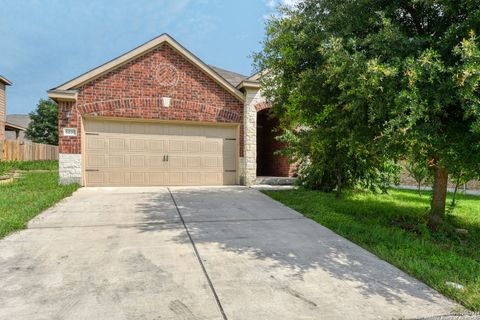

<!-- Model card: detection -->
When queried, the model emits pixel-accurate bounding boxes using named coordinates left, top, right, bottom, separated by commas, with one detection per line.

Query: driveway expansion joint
left=168, top=187, right=229, bottom=320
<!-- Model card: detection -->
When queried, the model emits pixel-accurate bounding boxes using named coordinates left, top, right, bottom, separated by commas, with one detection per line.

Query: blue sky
left=0, top=0, right=288, bottom=115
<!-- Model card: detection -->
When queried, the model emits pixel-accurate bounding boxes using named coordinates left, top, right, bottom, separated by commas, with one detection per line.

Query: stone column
left=243, top=87, right=264, bottom=186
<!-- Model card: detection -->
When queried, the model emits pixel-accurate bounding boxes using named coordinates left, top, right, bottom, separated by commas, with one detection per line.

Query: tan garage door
left=83, top=119, right=238, bottom=186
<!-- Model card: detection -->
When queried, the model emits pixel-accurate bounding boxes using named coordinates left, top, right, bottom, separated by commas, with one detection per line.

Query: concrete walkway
left=0, top=187, right=462, bottom=320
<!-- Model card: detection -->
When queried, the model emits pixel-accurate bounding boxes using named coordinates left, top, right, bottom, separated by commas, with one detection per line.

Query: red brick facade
left=255, top=101, right=271, bottom=112
left=58, top=44, right=244, bottom=155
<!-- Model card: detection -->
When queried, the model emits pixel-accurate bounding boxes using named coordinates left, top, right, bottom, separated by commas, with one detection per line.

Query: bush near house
left=264, top=188, right=480, bottom=311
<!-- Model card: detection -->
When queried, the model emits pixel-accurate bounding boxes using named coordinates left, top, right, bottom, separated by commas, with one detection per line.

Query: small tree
left=26, top=99, right=58, bottom=145
left=405, top=158, right=431, bottom=196
left=449, top=152, right=480, bottom=207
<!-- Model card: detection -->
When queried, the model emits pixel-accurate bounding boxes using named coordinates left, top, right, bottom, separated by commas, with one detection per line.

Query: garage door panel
left=168, top=140, right=185, bottom=153
left=149, top=140, right=165, bottom=152
left=129, top=172, right=146, bottom=185
left=84, top=121, right=105, bottom=133
left=186, top=172, right=202, bottom=184
left=84, top=119, right=237, bottom=186
left=146, top=124, right=166, bottom=135
left=186, top=140, right=202, bottom=153
left=204, top=157, right=220, bottom=169
left=205, top=172, right=221, bottom=185
left=205, top=141, right=221, bottom=153
left=149, top=172, right=166, bottom=185
left=109, top=138, right=126, bottom=153
left=186, top=157, right=202, bottom=169
left=86, top=136, right=106, bottom=151
left=107, top=172, right=126, bottom=185
left=86, top=154, right=106, bottom=167
left=183, top=125, right=204, bottom=136
left=166, top=172, right=183, bottom=185
left=149, top=155, right=165, bottom=168
left=128, top=139, right=147, bottom=152
left=108, top=155, right=125, bottom=168
left=125, top=122, right=146, bottom=134
left=86, top=171, right=105, bottom=185
left=107, top=121, right=125, bottom=134
left=166, top=155, right=184, bottom=169
left=129, top=155, right=146, bottom=168
left=164, top=125, right=183, bottom=135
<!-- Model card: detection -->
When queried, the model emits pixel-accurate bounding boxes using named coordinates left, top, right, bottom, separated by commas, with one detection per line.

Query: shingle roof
left=209, top=65, right=248, bottom=87
left=6, top=114, right=31, bottom=129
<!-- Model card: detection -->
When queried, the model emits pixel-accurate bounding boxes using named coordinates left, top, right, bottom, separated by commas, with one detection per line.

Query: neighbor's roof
left=5, top=122, right=26, bottom=132
left=0, top=75, right=12, bottom=85
left=6, top=114, right=31, bottom=130
left=49, top=33, right=246, bottom=102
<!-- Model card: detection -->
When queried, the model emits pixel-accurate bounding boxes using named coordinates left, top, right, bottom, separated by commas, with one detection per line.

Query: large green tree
left=255, top=0, right=480, bottom=229
left=26, top=99, right=58, bottom=145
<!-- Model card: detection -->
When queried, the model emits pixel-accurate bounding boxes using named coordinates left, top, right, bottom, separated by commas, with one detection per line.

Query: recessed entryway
left=256, top=109, right=290, bottom=177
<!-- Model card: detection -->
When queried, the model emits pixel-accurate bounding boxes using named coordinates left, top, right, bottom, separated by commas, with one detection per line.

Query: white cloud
left=263, top=0, right=301, bottom=19
left=264, top=0, right=301, bottom=9
left=265, top=0, right=277, bottom=8
left=282, top=0, right=301, bottom=6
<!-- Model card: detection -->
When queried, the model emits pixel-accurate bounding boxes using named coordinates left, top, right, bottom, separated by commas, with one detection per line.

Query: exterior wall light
left=162, top=97, right=171, bottom=108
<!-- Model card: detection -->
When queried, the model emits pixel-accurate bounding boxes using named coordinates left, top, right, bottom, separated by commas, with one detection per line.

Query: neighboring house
left=49, top=34, right=294, bottom=186
left=0, top=75, right=13, bottom=141
left=5, top=114, right=31, bottom=141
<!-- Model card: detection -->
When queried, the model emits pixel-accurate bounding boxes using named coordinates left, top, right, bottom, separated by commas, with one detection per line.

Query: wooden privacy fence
left=0, top=140, right=58, bottom=161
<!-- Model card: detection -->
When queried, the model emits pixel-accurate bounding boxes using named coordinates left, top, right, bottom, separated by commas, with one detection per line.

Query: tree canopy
left=255, top=0, right=480, bottom=229
left=26, top=99, right=58, bottom=146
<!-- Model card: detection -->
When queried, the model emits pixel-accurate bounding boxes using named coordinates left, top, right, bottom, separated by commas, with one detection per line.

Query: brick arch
left=255, top=102, right=271, bottom=112
left=76, top=97, right=241, bottom=122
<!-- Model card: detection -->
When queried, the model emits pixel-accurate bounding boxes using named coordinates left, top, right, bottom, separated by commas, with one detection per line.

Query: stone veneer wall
left=243, top=88, right=264, bottom=185
left=59, top=154, right=82, bottom=184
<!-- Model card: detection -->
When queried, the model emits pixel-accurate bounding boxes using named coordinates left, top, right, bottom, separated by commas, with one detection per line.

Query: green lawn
left=264, top=188, right=480, bottom=311
left=0, top=160, right=59, bottom=175
left=0, top=161, right=79, bottom=238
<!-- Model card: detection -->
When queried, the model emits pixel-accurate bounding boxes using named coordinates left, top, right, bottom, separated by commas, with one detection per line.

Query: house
left=0, top=75, right=13, bottom=141
left=5, top=114, right=31, bottom=141
left=48, top=34, right=294, bottom=186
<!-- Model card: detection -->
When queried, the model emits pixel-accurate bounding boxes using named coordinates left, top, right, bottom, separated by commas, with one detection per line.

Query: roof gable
left=49, top=34, right=245, bottom=102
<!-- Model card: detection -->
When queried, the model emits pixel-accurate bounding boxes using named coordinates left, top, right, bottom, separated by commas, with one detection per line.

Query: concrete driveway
left=0, top=187, right=461, bottom=320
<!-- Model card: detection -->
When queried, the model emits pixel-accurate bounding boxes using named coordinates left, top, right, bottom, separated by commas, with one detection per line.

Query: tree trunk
left=451, top=184, right=459, bottom=207
left=418, top=181, right=422, bottom=196
left=335, top=166, right=342, bottom=200
left=428, top=166, right=448, bottom=230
